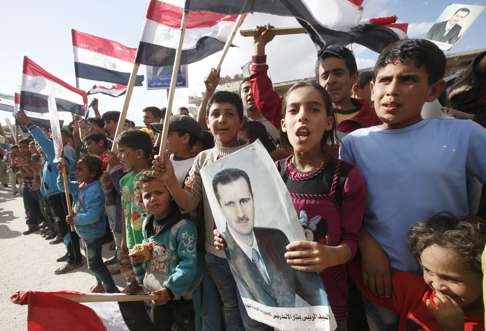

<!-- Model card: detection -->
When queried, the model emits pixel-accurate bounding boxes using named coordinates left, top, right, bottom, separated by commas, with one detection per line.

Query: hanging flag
left=186, top=0, right=407, bottom=53
left=87, top=84, right=127, bottom=97
left=11, top=290, right=157, bottom=331
left=0, top=94, right=14, bottom=113
left=47, top=87, right=63, bottom=162
left=72, top=29, right=144, bottom=86
left=135, top=0, right=238, bottom=66
left=21, top=56, right=87, bottom=124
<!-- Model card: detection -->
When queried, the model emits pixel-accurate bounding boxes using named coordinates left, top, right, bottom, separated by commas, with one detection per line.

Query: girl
left=350, top=213, right=485, bottom=331
left=279, top=81, right=368, bottom=330
left=59, top=155, right=117, bottom=293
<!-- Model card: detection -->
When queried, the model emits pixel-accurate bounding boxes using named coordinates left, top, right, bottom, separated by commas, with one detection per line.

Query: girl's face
left=117, top=145, right=140, bottom=171
left=75, top=162, right=94, bottom=184
left=141, top=179, right=172, bottom=219
left=281, top=86, right=333, bottom=155
left=420, top=244, right=482, bottom=309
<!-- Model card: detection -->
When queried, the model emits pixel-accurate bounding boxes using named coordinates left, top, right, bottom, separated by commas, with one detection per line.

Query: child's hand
left=57, top=159, right=67, bottom=174
left=426, top=292, right=464, bottom=331
left=285, top=241, right=339, bottom=272
left=106, top=151, right=120, bottom=168
left=151, top=288, right=171, bottom=305
left=129, top=243, right=153, bottom=263
left=152, top=155, right=177, bottom=188
left=66, top=214, right=74, bottom=225
left=213, top=229, right=226, bottom=250
left=100, top=172, right=113, bottom=189
left=204, top=68, right=220, bottom=96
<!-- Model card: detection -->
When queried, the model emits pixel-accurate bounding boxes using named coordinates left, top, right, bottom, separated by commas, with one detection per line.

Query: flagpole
left=55, top=293, right=158, bottom=303
left=157, top=9, right=188, bottom=158
left=110, top=62, right=140, bottom=152
left=215, top=14, right=246, bottom=72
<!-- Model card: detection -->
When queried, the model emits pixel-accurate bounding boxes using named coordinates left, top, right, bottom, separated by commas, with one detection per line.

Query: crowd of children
left=1, top=26, right=485, bottom=331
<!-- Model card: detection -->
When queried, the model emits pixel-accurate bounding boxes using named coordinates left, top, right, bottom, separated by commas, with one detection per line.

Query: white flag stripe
left=82, top=302, right=130, bottom=331
left=159, top=0, right=184, bottom=8
left=22, top=74, right=85, bottom=106
left=74, top=47, right=135, bottom=73
left=141, top=18, right=234, bottom=50
left=24, top=109, right=72, bottom=122
left=303, top=0, right=361, bottom=29
left=48, top=87, right=63, bottom=162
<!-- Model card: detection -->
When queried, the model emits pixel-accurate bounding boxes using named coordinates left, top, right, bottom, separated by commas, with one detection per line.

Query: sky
left=1, top=0, right=485, bottom=126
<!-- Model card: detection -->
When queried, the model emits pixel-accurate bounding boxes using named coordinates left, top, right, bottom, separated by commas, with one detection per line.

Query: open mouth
left=296, top=127, right=310, bottom=141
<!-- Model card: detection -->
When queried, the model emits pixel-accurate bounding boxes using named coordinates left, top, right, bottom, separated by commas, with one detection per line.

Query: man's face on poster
left=450, top=9, right=469, bottom=25
left=216, top=177, right=255, bottom=238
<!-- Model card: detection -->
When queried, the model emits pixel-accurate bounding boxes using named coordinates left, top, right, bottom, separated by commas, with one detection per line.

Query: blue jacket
left=28, top=125, right=76, bottom=197
left=142, top=210, right=199, bottom=299
left=58, top=177, right=106, bottom=240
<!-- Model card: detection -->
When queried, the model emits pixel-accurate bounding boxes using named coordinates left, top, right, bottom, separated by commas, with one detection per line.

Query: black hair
left=84, top=133, right=108, bottom=149
left=280, top=81, right=336, bottom=151
left=87, top=117, right=104, bottom=129
left=78, top=154, right=103, bottom=180
left=125, top=119, right=135, bottom=128
left=240, top=121, right=276, bottom=153
left=18, top=138, right=32, bottom=145
left=409, top=213, right=486, bottom=275
left=356, top=70, right=374, bottom=88
left=315, top=45, right=358, bottom=79
left=143, top=106, right=163, bottom=120
left=101, top=111, right=121, bottom=123
left=374, top=39, right=446, bottom=84
left=117, top=129, right=153, bottom=159
left=207, top=91, right=244, bottom=120
left=197, top=130, right=214, bottom=150
left=454, top=7, right=470, bottom=16
left=61, top=127, right=73, bottom=139
left=239, top=77, right=251, bottom=94
left=212, top=168, right=253, bottom=203
left=172, top=130, right=198, bottom=147
left=10, top=145, right=19, bottom=150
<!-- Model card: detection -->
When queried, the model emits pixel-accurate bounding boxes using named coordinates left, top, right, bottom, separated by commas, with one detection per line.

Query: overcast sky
left=1, top=0, right=485, bottom=125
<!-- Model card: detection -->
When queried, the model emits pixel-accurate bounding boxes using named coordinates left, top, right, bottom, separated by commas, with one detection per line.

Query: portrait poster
left=425, top=3, right=485, bottom=51
left=201, top=141, right=336, bottom=330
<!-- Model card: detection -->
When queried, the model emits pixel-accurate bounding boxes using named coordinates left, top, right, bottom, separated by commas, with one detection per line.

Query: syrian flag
left=0, top=95, right=14, bottom=113
left=186, top=0, right=407, bottom=53
left=11, top=291, right=158, bottom=331
left=88, top=84, right=127, bottom=98
left=135, top=0, right=238, bottom=66
left=72, top=29, right=144, bottom=86
left=21, top=56, right=87, bottom=124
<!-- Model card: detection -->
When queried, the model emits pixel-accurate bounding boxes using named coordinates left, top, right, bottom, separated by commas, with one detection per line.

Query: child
left=276, top=81, right=367, bottom=329
left=117, top=129, right=153, bottom=293
left=59, top=155, right=117, bottom=293
left=151, top=115, right=202, bottom=184
left=339, top=39, right=486, bottom=329
left=350, top=213, right=485, bottom=331
left=154, top=91, right=249, bottom=331
left=83, top=133, right=109, bottom=170
left=130, top=171, right=198, bottom=330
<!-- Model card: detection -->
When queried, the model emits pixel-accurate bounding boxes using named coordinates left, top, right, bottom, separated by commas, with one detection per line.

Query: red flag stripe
left=71, top=29, right=137, bottom=63
left=22, top=57, right=87, bottom=105
left=146, top=0, right=237, bottom=29
left=346, top=0, right=364, bottom=7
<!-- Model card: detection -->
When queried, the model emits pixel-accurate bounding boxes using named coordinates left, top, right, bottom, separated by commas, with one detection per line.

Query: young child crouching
left=130, top=171, right=198, bottom=331
left=350, top=213, right=485, bottom=331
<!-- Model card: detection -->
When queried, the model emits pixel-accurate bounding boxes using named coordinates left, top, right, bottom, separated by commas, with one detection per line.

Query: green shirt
left=120, top=171, right=145, bottom=249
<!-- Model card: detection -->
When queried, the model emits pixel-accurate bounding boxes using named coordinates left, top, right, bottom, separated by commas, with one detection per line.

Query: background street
left=0, top=186, right=125, bottom=330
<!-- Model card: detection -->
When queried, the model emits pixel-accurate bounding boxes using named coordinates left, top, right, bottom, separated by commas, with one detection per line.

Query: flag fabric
left=72, top=29, right=144, bottom=86
left=0, top=94, right=14, bottom=113
left=186, top=0, right=407, bottom=53
left=11, top=291, right=157, bottom=331
left=47, top=88, right=63, bottom=162
left=21, top=56, right=87, bottom=124
left=87, top=84, right=127, bottom=97
left=135, top=0, right=238, bottom=66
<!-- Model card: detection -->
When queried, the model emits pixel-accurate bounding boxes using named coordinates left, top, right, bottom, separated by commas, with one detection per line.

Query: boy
left=83, top=133, right=109, bottom=170
left=340, top=39, right=486, bottom=329
left=117, top=129, right=153, bottom=293
left=101, top=111, right=120, bottom=139
left=152, top=115, right=202, bottom=184
left=154, top=91, right=250, bottom=331
left=130, top=171, right=198, bottom=330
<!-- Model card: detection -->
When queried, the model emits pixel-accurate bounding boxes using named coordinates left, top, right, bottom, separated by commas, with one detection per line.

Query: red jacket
left=337, top=99, right=382, bottom=133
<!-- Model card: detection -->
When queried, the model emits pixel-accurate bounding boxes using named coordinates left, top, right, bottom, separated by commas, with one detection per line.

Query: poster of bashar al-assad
left=425, top=3, right=485, bottom=50
left=201, top=141, right=336, bottom=330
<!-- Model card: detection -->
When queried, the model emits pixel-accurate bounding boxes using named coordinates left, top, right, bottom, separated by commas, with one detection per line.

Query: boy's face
left=167, top=131, right=189, bottom=156
left=207, top=102, right=242, bottom=147
left=104, top=120, right=117, bottom=138
left=141, top=179, right=171, bottom=219
left=84, top=139, right=105, bottom=155
left=420, top=244, right=482, bottom=309
left=117, top=145, right=141, bottom=171
left=240, top=80, right=259, bottom=119
left=372, top=60, right=444, bottom=130
left=318, top=57, right=356, bottom=106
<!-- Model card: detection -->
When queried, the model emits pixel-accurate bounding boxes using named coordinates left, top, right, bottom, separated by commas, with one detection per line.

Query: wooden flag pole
left=55, top=293, right=158, bottom=303
left=110, top=62, right=141, bottom=152
left=215, top=14, right=247, bottom=72
left=157, top=10, right=188, bottom=158
left=61, top=165, right=75, bottom=232
left=240, top=27, right=305, bottom=37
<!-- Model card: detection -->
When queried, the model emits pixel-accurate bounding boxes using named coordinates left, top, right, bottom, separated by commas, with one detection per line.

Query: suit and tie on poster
left=425, top=3, right=485, bottom=51
left=201, top=141, right=336, bottom=330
